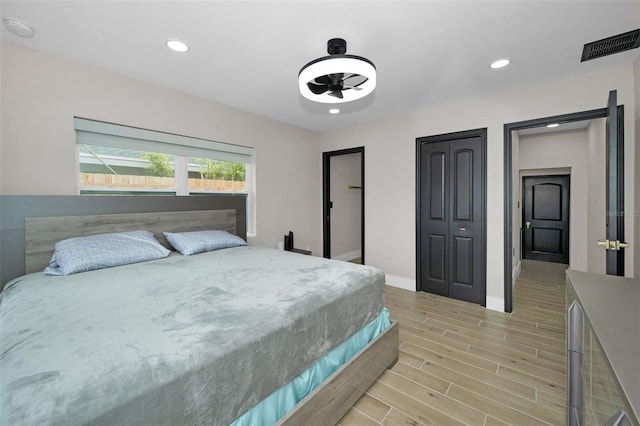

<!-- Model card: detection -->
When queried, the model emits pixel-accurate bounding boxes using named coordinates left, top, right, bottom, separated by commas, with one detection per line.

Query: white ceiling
left=1, top=1, right=639, bottom=133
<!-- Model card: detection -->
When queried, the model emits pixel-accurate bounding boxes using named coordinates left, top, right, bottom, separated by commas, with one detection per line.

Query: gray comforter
left=0, top=246, right=384, bottom=425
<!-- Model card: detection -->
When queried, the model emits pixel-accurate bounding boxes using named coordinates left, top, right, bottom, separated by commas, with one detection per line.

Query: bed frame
left=278, top=321, right=398, bottom=425
left=2, top=195, right=398, bottom=425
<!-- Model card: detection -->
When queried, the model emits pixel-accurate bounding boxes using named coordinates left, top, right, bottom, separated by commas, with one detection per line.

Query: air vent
left=581, top=29, right=640, bottom=62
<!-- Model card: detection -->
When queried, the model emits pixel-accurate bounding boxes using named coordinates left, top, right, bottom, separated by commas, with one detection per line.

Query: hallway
left=512, top=260, right=568, bottom=337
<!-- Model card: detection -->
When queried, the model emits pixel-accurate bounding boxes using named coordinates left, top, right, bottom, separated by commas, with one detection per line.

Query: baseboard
left=512, top=260, right=522, bottom=285
left=385, top=275, right=503, bottom=311
left=485, top=296, right=504, bottom=312
left=331, top=250, right=362, bottom=262
left=385, top=274, right=416, bottom=291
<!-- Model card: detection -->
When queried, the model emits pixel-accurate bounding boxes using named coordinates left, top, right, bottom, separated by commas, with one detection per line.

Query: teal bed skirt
left=230, top=308, right=392, bottom=425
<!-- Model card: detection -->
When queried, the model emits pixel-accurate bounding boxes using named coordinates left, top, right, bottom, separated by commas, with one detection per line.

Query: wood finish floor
left=339, top=260, right=568, bottom=426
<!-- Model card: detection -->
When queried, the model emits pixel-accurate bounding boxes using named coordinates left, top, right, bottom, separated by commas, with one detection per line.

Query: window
left=187, top=157, right=246, bottom=194
left=75, top=118, right=256, bottom=233
left=79, top=145, right=177, bottom=193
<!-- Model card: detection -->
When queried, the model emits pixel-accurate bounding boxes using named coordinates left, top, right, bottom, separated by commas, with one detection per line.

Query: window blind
left=75, top=117, right=254, bottom=164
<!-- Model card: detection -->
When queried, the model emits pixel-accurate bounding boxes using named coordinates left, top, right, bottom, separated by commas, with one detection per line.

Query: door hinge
left=596, top=240, right=630, bottom=251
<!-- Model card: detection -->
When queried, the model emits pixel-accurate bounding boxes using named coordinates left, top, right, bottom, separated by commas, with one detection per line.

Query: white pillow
left=163, top=230, right=246, bottom=255
left=44, top=230, right=170, bottom=276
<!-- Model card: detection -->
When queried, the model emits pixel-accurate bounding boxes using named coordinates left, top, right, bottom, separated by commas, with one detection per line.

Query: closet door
left=448, top=137, right=485, bottom=304
left=417, top=130, right=486, bottom=305
left=418, top=141, right=450, bottom=297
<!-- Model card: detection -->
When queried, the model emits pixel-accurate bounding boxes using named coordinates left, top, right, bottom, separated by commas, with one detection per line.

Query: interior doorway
left=322, top=147, right=365, bottom=264
left=503, top=90, right=625, bottom=313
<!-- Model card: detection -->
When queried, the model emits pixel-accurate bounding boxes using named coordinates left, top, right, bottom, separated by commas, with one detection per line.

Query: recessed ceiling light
left=490, top=58, right=510, bottom=69
left=329, top=108, right=340, bottom=114
left=166, top=40, right=189, bottom=53
left=547, top=123, right=560, bottom=128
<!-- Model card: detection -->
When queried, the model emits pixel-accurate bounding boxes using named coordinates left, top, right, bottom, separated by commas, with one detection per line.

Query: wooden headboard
left=25, top=210, right=237, bottom=274
left=0, top=195, right=247, bottom=287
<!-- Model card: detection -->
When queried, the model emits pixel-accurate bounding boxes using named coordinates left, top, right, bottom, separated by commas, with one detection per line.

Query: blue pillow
left=163, top=230, right=246, bottom=255
left=44, top=230, right=171, bottom=276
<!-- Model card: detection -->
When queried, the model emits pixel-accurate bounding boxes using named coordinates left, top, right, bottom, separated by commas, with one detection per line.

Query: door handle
left=597, top=240, right=630, bottom=251
left=525, top=221, right=531, bottom=229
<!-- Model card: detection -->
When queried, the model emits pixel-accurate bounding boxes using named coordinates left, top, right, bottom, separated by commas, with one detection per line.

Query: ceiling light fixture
left=3, top=17, right=35, bottom=38
left=490, top=58, right=510, bottom=69
left=547, top=123, right=560, bottom=128
left=329, top=108, right=340, bottom=114
left=299, top=38, right=376, bottom=104
left=166, top=40, right=189, bottom=53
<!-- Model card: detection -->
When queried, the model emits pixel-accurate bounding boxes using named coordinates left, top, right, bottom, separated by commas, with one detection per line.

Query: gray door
left=417, top=131, right=486, bottom=305
left=522, top=175, right=570, bottom=264
left=604, top=90, right=626, bottom=275
left=419, top=141, right=449, bottom=296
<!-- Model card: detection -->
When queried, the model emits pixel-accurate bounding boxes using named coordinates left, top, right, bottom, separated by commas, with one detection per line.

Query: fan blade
left=328, top=90, right=344, bottom=99
left=313, top=75, right=332, bottom=85
left=307, top=82, right=329, bottom=95
left=343, top=85, right=363, bottom=91
left=344, top=75, right=367, bottom=85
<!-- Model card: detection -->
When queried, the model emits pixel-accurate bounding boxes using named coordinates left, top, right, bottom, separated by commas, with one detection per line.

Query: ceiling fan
left=298, top=38, right=376, bottom=104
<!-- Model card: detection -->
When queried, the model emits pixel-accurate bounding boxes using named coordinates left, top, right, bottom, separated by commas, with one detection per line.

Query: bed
left=0, top=196, right=398, bottom=426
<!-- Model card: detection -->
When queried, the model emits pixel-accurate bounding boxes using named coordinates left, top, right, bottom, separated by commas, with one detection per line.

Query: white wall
left=320, top=64, right=636, bottom=311
left=0, top=42, right=323, bottom=254
left=329, top=153, right=361, bottom=260
left=518, top=130, right=589, bottom=271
